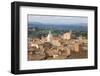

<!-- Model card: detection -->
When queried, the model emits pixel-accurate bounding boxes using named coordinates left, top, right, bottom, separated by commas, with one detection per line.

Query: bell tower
left=47, top=30, right=53, bottom=42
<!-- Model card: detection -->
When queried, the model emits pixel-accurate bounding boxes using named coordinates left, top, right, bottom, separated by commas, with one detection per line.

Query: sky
left=28, top=15, right=88, bottom=25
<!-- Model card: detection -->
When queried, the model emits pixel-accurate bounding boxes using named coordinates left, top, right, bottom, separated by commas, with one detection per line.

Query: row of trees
left=28, top=29, right=87, bottom=39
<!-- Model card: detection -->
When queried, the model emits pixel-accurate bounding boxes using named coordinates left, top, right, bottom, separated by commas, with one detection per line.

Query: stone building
left=63, top=30, right=72, bottom=40
left=74, top=43, right=81, bottom=52
left=51, top=40, right=61, bottom=46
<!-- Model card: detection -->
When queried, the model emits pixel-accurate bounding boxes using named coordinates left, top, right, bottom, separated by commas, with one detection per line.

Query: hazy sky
left=28, top=15, right=88, bottom=25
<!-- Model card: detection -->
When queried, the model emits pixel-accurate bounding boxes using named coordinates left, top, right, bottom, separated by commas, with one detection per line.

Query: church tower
left=47, top=30, right=53, bottom=42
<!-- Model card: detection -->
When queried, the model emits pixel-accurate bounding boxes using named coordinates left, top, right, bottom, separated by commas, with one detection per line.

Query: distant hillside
left=28, top=22, right=88, bottom=32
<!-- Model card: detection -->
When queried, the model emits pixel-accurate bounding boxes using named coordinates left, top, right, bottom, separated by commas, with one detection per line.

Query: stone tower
left=47, top=30, right=53, bottom=42
left=63, top=30, right=72, bottom=40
